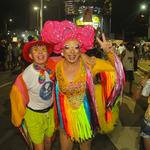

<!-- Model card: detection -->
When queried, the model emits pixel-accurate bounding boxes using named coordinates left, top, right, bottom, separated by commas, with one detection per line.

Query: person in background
left=11, top=42, right=19, bottom=69
left=134, top=72, right=150, bottom=150
left=122, top=42, right=135, bottom=96
left=118, top=42, right=126, bottom=61
left=0, top=40, right=7, bottom=71
left=133, top=43, right=139, bottom=71
left=6, top=42, right=13, bottom=70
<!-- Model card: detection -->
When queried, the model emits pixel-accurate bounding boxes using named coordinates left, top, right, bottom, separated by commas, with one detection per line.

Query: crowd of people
left=112, top=40, right=150, bottom=96
left=113, top=40, right=150, bottom=150
left=113, top=40, right=150, bottom=61
left=8, top=20, right=150, bottom=150
left=0, top=39, right=24, bottom=71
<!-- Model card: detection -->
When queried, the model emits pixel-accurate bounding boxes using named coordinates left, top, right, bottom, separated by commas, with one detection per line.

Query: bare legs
left=79, top=140, right=91, bottom=150
left=33, top=136, right=52, bottom=150
left=60, top=129, right=73, bottom=150
left=44, top=136, right=52, bottom=150
left=60, top=129, right=91, bottom=150
left=34, top=143, right=44, bottom=150
left=143, top=138, right=150, bottom=150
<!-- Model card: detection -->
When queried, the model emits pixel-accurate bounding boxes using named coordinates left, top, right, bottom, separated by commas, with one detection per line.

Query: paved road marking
left=0, top=81, right=13, bottom=88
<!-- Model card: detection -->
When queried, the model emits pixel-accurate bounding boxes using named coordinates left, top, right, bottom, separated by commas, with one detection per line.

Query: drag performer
left=41, top=20, right=125, bottom=150
left=10, top=40, right=56, bottom=150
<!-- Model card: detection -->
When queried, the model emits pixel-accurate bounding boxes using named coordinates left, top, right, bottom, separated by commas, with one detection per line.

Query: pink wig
left=41, top=20, right=95, bottom=54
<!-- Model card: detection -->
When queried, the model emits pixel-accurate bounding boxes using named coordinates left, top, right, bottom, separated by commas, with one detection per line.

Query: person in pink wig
left=41, top=20, right=125, bottom=150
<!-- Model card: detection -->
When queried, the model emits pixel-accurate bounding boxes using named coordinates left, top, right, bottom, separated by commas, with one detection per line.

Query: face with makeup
left=29, top=44, right=49, bottom=66
left=62, top=39, right=81, bottom=64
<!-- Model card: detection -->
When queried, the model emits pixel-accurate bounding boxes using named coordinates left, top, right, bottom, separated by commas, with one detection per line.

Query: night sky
left=112, top=0, right=142, bottom=32
left=0, top=0, right=146, bottom=35
left=0, top=0, right=29, bottom=31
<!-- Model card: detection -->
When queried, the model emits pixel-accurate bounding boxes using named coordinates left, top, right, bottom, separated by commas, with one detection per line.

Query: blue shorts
left=140, top=119, right=150, bottom=139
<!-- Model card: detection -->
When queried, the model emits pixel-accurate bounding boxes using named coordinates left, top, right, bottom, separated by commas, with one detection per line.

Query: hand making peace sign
left=96, top=33, right=114, bottom=53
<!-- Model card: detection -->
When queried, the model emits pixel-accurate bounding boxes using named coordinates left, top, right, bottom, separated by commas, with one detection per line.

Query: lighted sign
left=12, top=37, right=18, bottom=42
left=75, top=15, right=101, bottom=29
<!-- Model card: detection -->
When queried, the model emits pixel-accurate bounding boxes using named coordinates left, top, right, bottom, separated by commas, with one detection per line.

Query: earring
left=61, top=52, right=64, bottom=56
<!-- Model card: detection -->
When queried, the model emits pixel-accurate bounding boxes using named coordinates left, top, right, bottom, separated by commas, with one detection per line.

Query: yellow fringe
left=64, top=97, right=93, bottom=142
left=95, top=84, right=119, bottom=134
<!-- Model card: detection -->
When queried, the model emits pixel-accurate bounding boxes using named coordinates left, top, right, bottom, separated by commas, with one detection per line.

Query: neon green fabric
left=24, top=108, right=55, bottom=144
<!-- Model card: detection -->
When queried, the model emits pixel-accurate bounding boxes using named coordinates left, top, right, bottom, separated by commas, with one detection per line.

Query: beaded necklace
left=33, top=63, right=55, bottom=84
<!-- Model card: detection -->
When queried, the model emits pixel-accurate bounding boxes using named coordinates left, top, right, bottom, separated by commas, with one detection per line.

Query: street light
left=34, top=6, right=39, bottom=11
left=5, top=18, right=13, bottom=33
left=9, top=18, right=13, bottom=22
left=44, top=5, right=47, bottom=9
left=141, top=4, right=147, bottom=10
left=140, top=3, right=150, bottom=40
left=33, top=6, right=40, bottom=31
left=40, top=0, right=43, bottom=31
left=33, top=0, right=46, bottom=31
